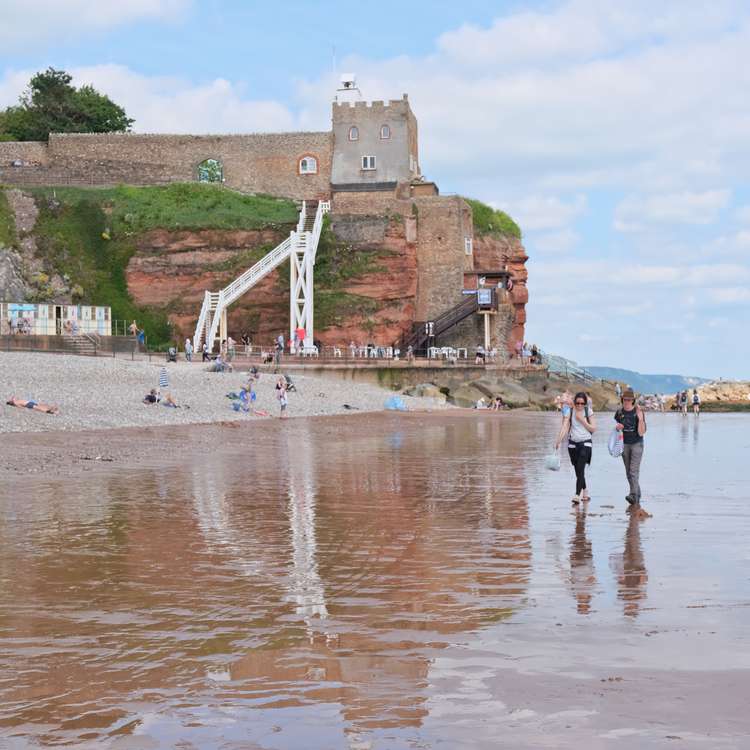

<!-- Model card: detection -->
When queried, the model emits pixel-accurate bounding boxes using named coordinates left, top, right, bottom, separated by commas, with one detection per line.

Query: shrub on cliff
left=0, top=68, right=133, bottom=141
left=464, top=198, right=522, bottom=239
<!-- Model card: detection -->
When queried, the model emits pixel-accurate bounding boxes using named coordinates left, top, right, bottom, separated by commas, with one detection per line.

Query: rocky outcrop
left=0, top=248, right=29, bottom=300
left=402, top=371, right=620, bottom=411
left=1, top=189, right=69, bottom=301
left=695, top=381, right=750, bottom=410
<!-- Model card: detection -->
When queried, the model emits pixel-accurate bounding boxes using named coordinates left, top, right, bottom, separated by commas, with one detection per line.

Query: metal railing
left=538, top=348, right=599, bottom=383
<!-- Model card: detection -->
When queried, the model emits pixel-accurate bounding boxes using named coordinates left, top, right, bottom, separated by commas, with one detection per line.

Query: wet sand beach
left=1, top=411, right=749, bottom=748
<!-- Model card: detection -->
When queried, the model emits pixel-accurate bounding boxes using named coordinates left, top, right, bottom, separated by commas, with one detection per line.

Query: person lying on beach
left=161, top=392, right=179, bottom=408
left=6, top=396, right=59, bottom=414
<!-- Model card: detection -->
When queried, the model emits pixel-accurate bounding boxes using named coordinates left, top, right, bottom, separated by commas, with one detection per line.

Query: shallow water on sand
left=1, top=412, right=749, bottom=749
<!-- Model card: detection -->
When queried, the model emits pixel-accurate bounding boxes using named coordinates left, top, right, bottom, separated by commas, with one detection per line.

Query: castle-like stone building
left=0, top=90, right=527, bottom=355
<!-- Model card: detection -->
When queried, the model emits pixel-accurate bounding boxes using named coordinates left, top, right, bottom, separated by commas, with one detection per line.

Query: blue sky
left=1, top=0, right=749, bottom=378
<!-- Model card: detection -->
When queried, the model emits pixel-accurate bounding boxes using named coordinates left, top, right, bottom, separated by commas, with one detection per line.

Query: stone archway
left=197, top=158, right=223, bottom=183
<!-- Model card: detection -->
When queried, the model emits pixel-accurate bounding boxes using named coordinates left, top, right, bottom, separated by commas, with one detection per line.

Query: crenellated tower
left=331, top=94, right=419, bottom=190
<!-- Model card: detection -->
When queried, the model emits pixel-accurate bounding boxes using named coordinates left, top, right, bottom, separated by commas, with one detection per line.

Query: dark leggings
left=568, top=442, right=592, bottom=495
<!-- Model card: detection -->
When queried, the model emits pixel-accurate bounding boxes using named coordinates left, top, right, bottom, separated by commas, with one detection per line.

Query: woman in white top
left=555, top=391, right=597, bottom=504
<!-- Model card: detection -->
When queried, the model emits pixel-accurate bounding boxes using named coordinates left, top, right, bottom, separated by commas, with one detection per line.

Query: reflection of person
left=611, top=514, right=648, bottom=618
left=570, top=506, right=596, bottom=615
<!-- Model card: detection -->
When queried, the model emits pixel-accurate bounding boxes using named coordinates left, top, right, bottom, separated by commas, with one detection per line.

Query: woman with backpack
left=555, top=391, right=597, bottom=504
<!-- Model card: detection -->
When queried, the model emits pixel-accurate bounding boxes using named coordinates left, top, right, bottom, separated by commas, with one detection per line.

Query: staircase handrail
left=310, top=200, right=330, bottom=262
left=221, top=235, right=293, bottom=306
left=402, top=293, right=480, bottom=351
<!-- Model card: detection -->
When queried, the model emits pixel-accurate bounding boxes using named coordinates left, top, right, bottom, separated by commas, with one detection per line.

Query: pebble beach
left=0, top=351, right=448, bottom=433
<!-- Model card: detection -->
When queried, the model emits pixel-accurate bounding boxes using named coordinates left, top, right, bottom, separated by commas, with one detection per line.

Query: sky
left=1, top=0, right=748, bottom=379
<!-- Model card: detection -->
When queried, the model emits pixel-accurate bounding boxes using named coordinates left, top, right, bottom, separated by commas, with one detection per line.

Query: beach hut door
left=54, top=305, right=63, bottom=335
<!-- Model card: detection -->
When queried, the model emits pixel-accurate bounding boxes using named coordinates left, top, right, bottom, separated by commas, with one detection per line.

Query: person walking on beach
left=201, top=342, right=209, bottom=362
left=692, top=389, right=701, bottom=415
left=615, top=382, right=622, bottom=399
left=184, top=337, right=193, bottom=362
left=615, top=388, right=647, bottom=508
left=680, top=390, right=688, bottom=415
left=555, top=391, right=596, bottom=505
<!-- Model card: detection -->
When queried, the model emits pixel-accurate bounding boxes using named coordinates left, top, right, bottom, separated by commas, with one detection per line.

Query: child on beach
left=555, top=391, right=596, bottom=505
left=276, top=376, right=288, bottom=418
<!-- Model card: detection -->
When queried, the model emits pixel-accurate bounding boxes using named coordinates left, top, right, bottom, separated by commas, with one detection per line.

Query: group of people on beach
left=554, top=388, right=647, bottom=511
left=675, top=389, right=701, bottom=414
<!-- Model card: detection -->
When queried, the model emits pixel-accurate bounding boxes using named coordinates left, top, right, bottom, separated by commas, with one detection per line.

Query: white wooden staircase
left=193, top=199, right=330, bottom=353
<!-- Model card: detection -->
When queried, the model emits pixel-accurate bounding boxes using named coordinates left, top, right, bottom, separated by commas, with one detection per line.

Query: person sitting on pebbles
left=143, top=388, right=160, bottom=405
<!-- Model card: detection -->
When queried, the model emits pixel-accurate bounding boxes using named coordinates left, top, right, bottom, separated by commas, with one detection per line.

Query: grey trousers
left=622, top=442, right=644, bottom=501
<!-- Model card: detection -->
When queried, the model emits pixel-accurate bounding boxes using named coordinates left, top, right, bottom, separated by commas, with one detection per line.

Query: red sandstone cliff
left=125, top=219, right=417, bottom=346
left=473, top=234, right=528, bottom=353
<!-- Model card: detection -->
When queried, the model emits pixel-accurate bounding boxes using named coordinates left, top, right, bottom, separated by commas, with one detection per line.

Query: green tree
left=0, top=68, right=133, bottom=141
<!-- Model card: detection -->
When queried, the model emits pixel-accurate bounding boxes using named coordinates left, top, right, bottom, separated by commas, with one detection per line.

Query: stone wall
left=0, top=141, right=49, bottom=166
left=1, top=132, right=333, bottom=199
left=413, top=195, right=473, bottom=320
left=0, top=141, right=48, bottom=169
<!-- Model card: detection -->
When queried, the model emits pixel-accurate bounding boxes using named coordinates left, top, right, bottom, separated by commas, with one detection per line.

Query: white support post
left=305, top=248, right=314, bottom=346
left=289, top=232, right=297, bottom=352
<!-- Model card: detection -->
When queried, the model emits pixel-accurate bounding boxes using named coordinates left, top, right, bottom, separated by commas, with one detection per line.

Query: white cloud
left=531, top=228, right=580, bottom=254
left=614, top=190, right=731, bottom=232
left=436, top=0, right=744, bottom=69
left=497, top=195, right=587, bottom=231
left=705, top=287, right=750, bottom=304
left=0, top=0, right=189, bottom=49
left=734, top=205, right=750, bottom=224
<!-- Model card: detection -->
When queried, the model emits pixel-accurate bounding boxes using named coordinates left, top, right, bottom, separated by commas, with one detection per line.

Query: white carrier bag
left=608, top=427, right=624, bottom=457
left=544, top=452, right=561, bottom=471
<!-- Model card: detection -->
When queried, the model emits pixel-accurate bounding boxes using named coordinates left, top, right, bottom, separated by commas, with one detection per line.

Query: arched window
left=197, top=158, right=223, bottom=183
left=298, top=155, right=318, bottom=174
left=380, top=124, right=391, bottom=139
left=348, top=126, right=359, bottom=141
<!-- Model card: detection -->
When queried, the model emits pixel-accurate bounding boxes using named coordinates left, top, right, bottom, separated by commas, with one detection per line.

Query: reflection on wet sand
left=569, top=507, right=596, bottom=615
left=0, top=414, right=532, bottom=746
left=610, top=514, right=649, bottom=618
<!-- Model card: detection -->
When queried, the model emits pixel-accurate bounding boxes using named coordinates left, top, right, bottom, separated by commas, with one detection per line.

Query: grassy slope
left=26, top=184, right=298, bottom=345
left=463, top=197, right=522, bottom=239
left=0, top=188, right=16, bottom=246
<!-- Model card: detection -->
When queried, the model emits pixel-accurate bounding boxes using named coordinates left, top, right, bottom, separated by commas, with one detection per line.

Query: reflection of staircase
left=193, top=199, right=329, bottom=353
left=402, top=293, right=484, bottom=352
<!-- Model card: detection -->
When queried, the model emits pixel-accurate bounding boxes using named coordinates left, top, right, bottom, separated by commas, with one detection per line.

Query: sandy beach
left=0, top=351, right=448, bottom=434
left=1, top=410, right=749, bottom=748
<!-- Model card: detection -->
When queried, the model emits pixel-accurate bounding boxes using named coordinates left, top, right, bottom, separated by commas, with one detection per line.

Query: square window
left=362, top=155, right=376, bottom=170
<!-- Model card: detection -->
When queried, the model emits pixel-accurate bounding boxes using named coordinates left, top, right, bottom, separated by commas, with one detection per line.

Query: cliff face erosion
left=0, top=185, right=526, bottom=351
